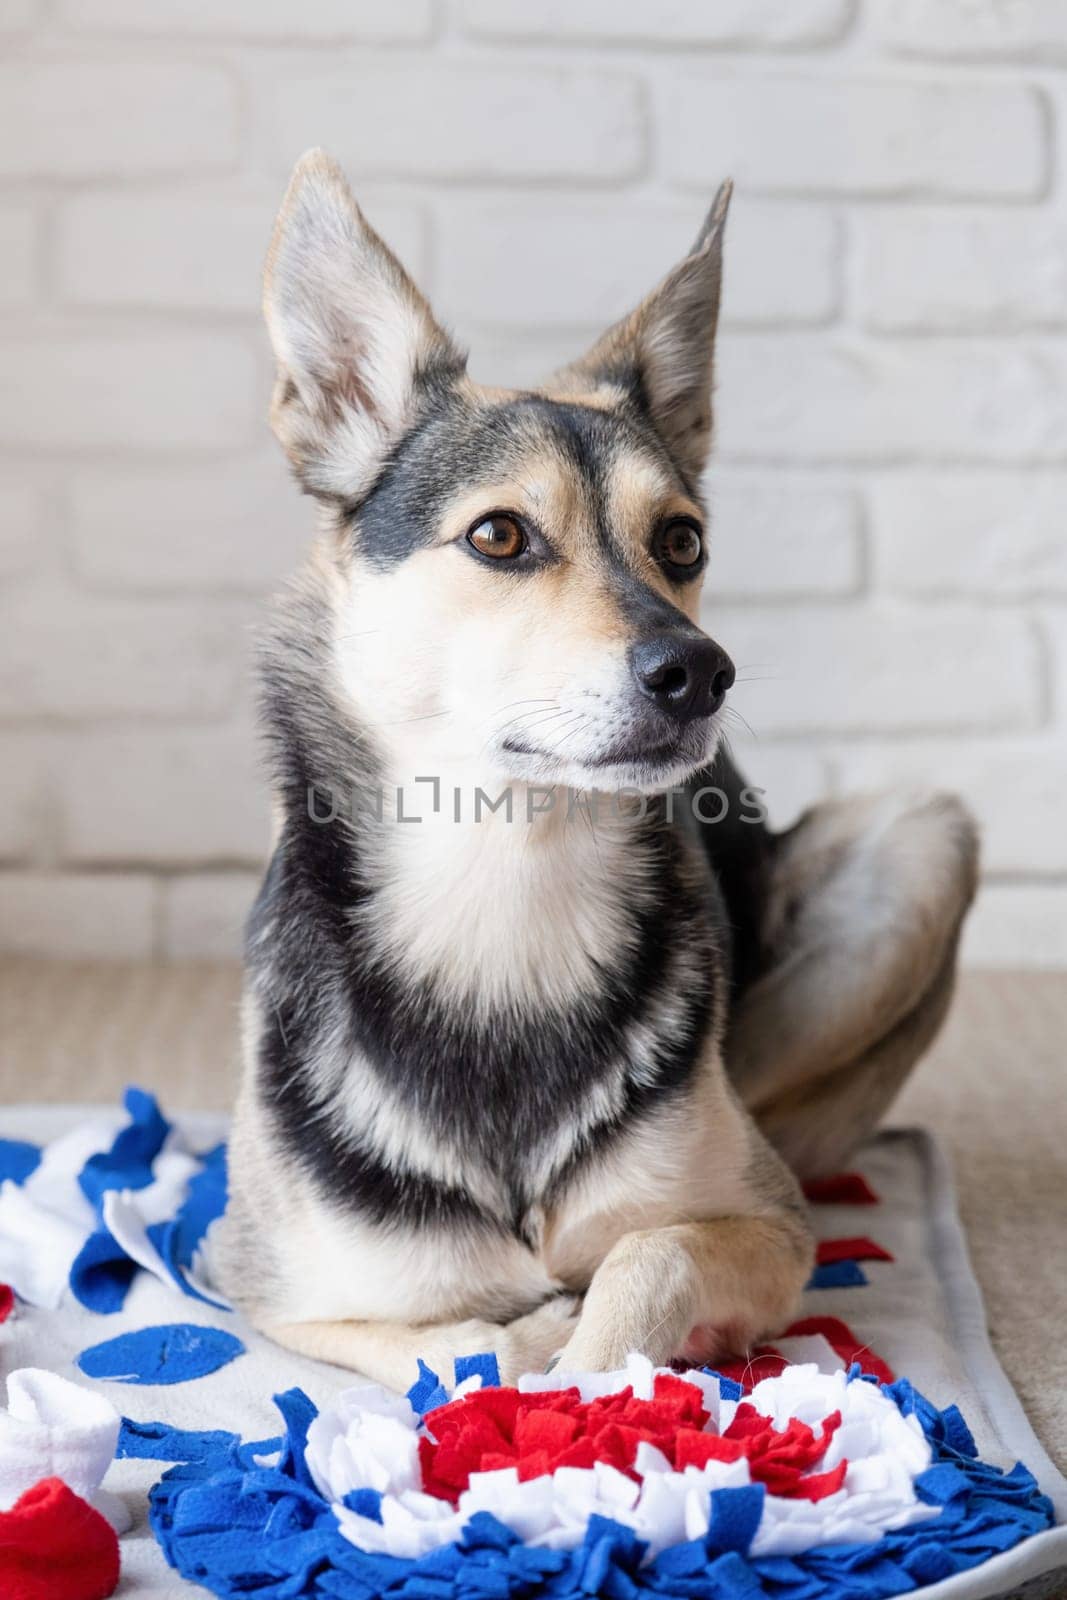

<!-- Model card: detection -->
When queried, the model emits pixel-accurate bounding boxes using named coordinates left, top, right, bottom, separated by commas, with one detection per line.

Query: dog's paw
left=495, top=1295, right=582, bottom=1385
left=550, top=1329, right=632, bottom=1376
left=550, top=1305, right=681, bottom=1376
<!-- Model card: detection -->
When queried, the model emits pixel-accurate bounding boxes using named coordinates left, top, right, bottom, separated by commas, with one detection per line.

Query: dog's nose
left=629, top=634, right=735, bottom=721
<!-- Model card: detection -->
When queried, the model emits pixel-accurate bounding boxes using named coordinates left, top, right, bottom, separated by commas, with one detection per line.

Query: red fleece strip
left=420, top=1373, right=712, bottom=1501
left=0, top=1284, right=12, bottom=1323
left=419, top=1373, right=846, bottom=1504
left=0, top=1477, right=119, bottom=1600
left=816, top=1236, right=894, bottom=1266
left=783, top=1315, right=895, bottom=1386
left=802, top=1173, right=880, bottom=1206
left=723, top=1403, right=846, bottom=1499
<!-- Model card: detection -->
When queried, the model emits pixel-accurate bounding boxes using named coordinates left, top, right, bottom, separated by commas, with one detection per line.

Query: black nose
left=629, top=633, right=735, bottom=721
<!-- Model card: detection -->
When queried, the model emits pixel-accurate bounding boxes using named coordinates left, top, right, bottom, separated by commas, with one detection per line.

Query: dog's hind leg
left=745, top=941, right=959, bottom=1180
left=264, top=1294, right=581, bottom=1391
left=721, top=786, right=978, bottom=1179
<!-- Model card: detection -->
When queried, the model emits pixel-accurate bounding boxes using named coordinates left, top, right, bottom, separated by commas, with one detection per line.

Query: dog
left=216, top=151, right=978, bottom=1388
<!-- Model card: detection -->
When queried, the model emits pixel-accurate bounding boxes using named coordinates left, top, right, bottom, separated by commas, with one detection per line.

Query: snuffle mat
left=0, top=1092, right=1063, bottom=1600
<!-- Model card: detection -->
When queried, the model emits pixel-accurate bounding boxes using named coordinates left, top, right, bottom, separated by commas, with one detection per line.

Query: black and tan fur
left=216, top=153, right=978, bottom=1387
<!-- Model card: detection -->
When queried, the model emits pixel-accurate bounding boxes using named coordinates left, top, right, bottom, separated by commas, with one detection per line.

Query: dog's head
left=266, top=151, right=734, bottom=793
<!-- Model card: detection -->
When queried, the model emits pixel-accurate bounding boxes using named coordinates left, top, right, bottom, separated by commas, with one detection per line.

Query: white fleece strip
left=0, top=1367, right=129, bottom=1532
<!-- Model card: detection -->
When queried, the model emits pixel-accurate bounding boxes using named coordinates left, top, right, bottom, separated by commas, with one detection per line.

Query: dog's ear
left=553, top=182, right=732, bottom=485
left=264, top=149, right=464, bottom=500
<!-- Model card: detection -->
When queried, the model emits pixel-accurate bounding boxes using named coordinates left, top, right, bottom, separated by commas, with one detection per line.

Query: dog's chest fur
left=248, top=783, right=730, bottom=1242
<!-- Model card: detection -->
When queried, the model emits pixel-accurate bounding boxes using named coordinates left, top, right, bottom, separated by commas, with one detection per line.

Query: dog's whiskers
left=721, top=704, right=759, bottom=742
left=386, top=708, right=454, bottom=727
left=732, top=663, right=780, bottom=685
left=483, top=702, right=567, bottom=759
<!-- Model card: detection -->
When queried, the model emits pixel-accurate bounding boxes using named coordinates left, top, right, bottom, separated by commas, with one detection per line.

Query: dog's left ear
left=264, top=149, right=464, bottom=500
left=553, top=182, right=732, bottom=485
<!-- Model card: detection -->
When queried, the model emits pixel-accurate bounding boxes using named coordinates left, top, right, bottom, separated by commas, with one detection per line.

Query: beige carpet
left=0, top=958, right=1064, bottom=1473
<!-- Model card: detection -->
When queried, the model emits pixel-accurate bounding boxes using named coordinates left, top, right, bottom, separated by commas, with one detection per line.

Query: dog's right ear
left=264, top=150, right=464, bottom=501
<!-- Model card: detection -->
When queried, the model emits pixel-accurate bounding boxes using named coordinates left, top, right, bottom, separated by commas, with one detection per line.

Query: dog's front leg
left=264, top=1294, right=581, bottom=1391
left=552, top=1213, right=813, bottom=1374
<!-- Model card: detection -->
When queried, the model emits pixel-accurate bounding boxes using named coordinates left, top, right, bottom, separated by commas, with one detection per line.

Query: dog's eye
left=655, top=518, right=704, bottom=572
left=467, top=514, right=526, bottom=561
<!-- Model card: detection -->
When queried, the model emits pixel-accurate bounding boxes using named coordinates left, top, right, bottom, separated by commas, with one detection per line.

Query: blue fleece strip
left=0, top=1137, right=41, bottom=1185
left=77, top=1086, right=170, bottom=1209
left=807, top=1259, right=869, bottom=1290
left=69, top=1227, right=138, bottom=1314
left=77, top=1322, right=245, bottom=1385
left=118, top=1417, right=240, bottom=1463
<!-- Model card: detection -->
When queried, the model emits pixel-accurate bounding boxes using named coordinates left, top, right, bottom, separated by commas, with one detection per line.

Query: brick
left=658, top=77, right=1045, bottom=199
left=274, top=64, right=644, bottom=182
left=707, top=474, right=861, bottom=597
left=59, top=0, right=432, bottom=39
left=716, top=336, right=1067, bottom=463
left=707, top=606, right=1039, bottom=736
left=57, top=188, right=425, bottom=314
left=68, top=455, right=305, bottom=593
left=0, top=207, right=35, bottom=309
left=465, top=329, right=593, bottom=391
left=60, top=726, right=268, bottom=866
left=0, top=481, right=43, bottom=582
left=161, top=872, right=259, bottom=960
left=436, top=199, right=837, bottom=330
left=0, top=0, right=37, bottom=28
left=458, top=0, right=850, bottom=47
left=0, top=588, right=243, bottom=719
left=872, top=474, right=1067, bottom=598
left=0, top=62, right=238, bottom=179
left=57, top=192, right=271, bottom=316
left=876, top=0, right=1067, bottom=61
left=833, top=740, right=1067, bottom=876
left=857, top=211, right=1067, bottom=333
left=963, top=886, right=1067, bottom=970
left=0, top=873, right=156, bottom=959
left=0, top=333, right=256, bottom=451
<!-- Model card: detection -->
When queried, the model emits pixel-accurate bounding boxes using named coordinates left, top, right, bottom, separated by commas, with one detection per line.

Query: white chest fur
left=354, top=772, right=648, bottom=1014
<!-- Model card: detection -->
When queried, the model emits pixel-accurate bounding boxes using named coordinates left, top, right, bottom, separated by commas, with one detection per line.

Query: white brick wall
left=56, top=0, right=435, bottom=42
left=1, top=334, right=258, bottom=451
left=273, top=65, right=646, bottom=182
left=67, top=456, right=306, bottom=592
left=0, top=62, right=239, bottom=178
left=855, top=211, right=1067, bottom=332
left=871, top=475, right=1067, bottom=597
left=435, top=199, right=840, bottom=330
left=0, top=1, right=1064, bottom=965
left=717, top=338, right=1067, bottom=461
left=456, top=0, right=854, bottom=50
left=875, top=1, right=1067, bottom=62
left=0, top=207, right=35, bottom=310
left=656, top=77, right=1047, bottom=198
left=709, top=607, right=1042, bottom=736
left=1, top=590, right=247, bottom=720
